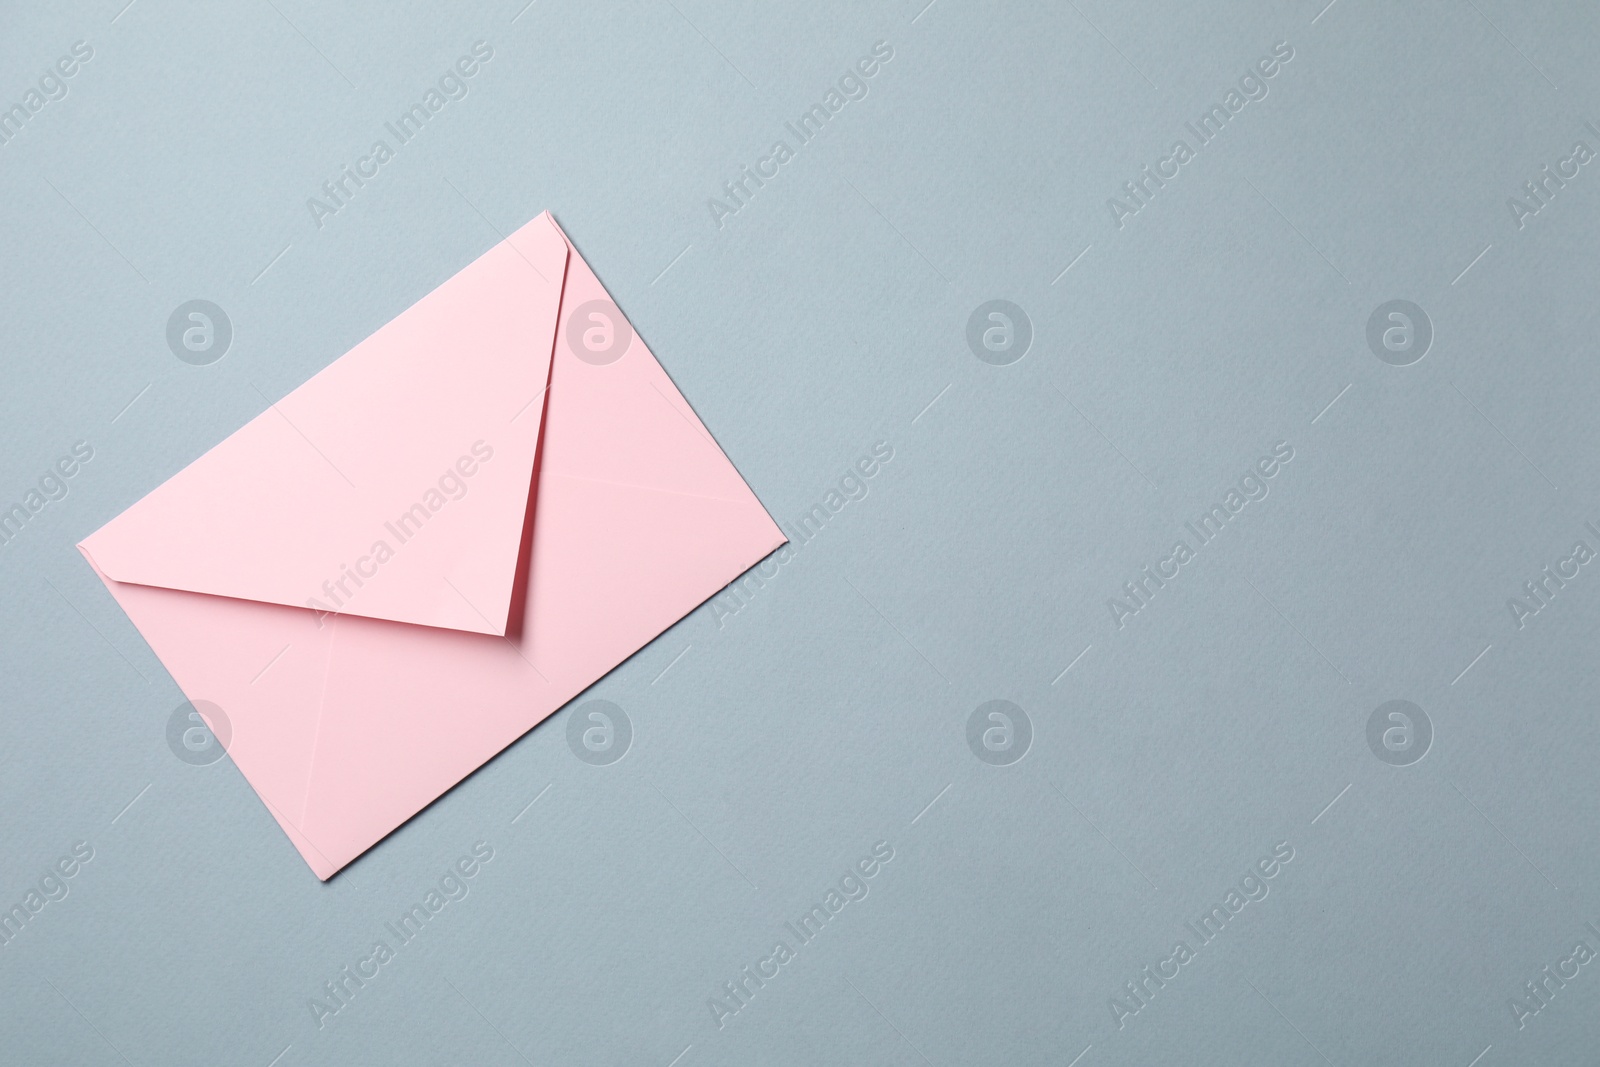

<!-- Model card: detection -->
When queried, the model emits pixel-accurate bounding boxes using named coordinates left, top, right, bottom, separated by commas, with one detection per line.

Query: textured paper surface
left=2, top=2, right=1599, bottom=1064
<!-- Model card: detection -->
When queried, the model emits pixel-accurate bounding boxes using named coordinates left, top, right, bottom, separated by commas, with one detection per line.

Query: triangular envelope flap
left=79, top=214, right=570, bottom=636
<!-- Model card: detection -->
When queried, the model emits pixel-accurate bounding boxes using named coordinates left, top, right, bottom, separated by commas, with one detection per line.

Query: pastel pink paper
left=79, top=214, right=784, bottom=879
left=81, top=215, right=571, bottom=636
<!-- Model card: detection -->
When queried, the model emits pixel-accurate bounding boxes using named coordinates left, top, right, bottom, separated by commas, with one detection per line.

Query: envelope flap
left=79, top=214, right=570, bottom=636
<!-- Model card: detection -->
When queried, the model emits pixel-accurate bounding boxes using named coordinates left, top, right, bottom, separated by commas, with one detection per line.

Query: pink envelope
left=79, top=213, right=785, bottom=879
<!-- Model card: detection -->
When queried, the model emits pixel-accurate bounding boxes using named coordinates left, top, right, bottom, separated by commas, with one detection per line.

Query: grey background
left=2, top=0, right=1598, bottom=1063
